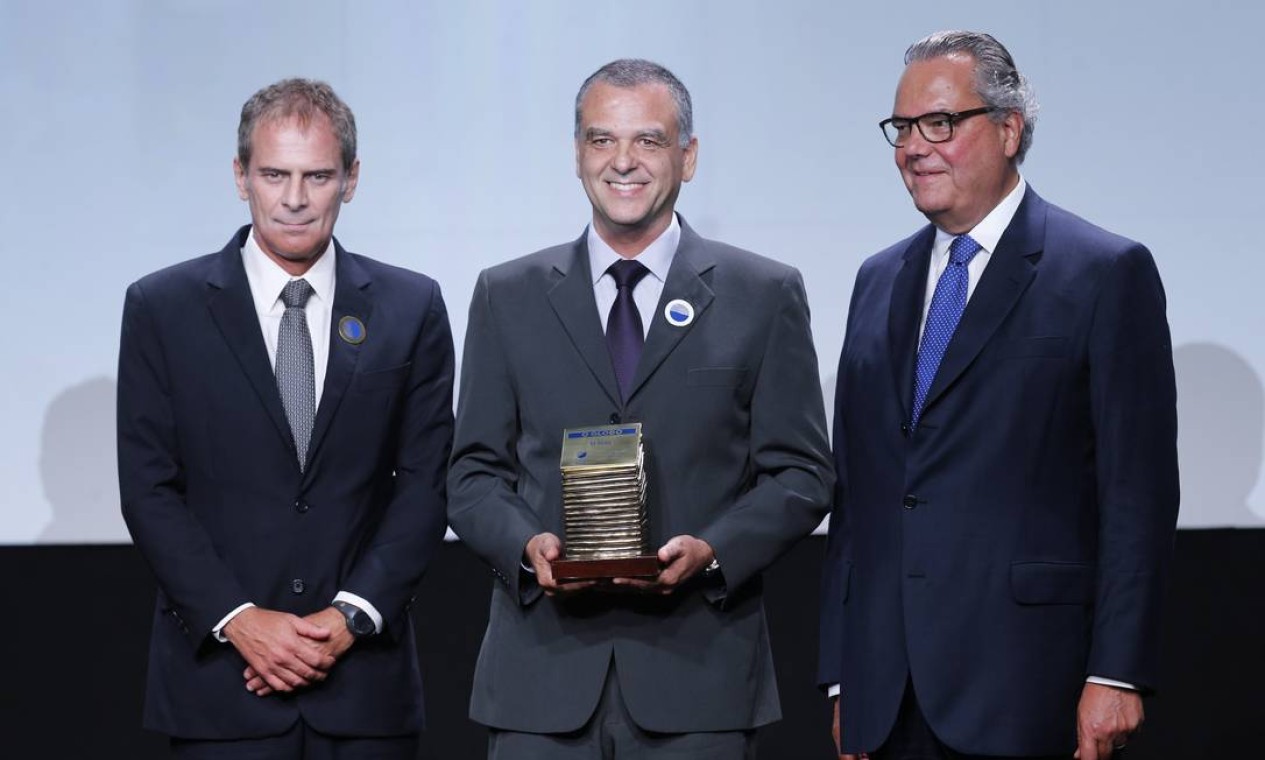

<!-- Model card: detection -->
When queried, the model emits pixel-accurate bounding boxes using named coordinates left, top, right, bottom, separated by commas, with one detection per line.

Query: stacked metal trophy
left=552, top=422, right=660, bottom=581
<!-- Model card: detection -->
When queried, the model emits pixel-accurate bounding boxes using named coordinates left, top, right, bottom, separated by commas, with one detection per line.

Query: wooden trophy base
left=552, top=554, right=661, bottom=582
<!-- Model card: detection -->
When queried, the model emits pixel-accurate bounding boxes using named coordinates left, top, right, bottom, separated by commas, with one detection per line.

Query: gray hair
left=237, top=78, right=357, bottom=173
left=574, top=59, right=694, bottom=148
left=905, top=30, right=1039, bottom=164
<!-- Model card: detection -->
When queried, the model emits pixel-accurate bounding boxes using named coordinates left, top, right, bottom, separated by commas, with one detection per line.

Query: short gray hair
left=574, top=59, right=693, bottom=148
left=905, top=30, right=1038, bottom=164
left=237, top=78, right=357, bottom=173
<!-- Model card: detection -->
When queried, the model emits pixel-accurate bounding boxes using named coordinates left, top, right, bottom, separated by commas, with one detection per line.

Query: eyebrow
left=255, top=166, right=338, bottom=176
left=583, top=127, right=670, bottom=143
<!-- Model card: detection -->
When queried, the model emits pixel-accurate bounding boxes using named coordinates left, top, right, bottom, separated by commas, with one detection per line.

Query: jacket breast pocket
left=997, top=336, right=1069, bottom=359
left=686, top=367, right=748, bottom=387
left=353, top=362, right=411, bottom=392
left=1010, top=561, right=1095, bottom=605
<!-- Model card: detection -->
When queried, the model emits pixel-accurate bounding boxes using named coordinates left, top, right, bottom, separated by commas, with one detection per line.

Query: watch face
left=336, top=603, right=374, bottom=637
left=349, top=611, right=375, bottom=636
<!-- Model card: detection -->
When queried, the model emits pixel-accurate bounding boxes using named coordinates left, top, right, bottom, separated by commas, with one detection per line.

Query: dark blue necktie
left=606, top=259, right=650, bottom=402
left=911, top=234, right=981, bottom=428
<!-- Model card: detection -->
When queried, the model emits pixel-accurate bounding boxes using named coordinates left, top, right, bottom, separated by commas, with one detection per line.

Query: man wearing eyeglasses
left=818, top=31, right=1178, bottom=760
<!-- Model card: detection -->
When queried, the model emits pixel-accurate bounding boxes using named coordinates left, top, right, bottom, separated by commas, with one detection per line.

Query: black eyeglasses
left=879, top=107, right=997, bottom=147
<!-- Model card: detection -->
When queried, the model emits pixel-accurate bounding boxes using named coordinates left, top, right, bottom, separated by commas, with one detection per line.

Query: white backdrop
left=2, top=0, right=1261, bottom=543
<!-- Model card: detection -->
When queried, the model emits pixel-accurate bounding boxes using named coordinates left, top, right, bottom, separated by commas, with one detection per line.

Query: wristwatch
left=702, top=558, right=722, bottom=578
left=332, top=600, right=376, bottom=638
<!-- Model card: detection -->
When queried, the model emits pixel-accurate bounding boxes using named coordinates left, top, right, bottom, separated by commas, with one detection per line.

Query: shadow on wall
left=1174, top=342, right=1263, bottom=527
left=38, top=376, right=123, bottom=543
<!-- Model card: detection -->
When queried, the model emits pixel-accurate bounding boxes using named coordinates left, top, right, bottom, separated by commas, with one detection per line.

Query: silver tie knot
left=281, top=278, right=314, bottom=309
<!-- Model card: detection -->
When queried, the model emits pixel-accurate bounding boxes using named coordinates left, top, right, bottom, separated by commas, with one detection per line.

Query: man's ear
left=233, top=156, right=249, bottom=200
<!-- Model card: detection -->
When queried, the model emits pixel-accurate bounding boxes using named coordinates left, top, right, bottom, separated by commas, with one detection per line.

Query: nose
left=612, top=140, right=637, bottom=174
left=281, top=175, right=308, bottom=210
left=900, top=125, right=932, bottom=159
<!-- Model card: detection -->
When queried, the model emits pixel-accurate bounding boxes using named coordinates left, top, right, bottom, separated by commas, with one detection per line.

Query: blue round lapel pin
left=664, top=299, right=694, bottom=328
left=338, top=316, right=367, bottom=345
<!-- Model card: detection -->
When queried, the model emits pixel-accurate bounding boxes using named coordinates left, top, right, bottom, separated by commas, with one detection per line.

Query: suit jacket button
left=900, top=423, right=910, bottom=437
left=295, top=500, right=310, bottom=513
left=291, top=578, right=306, bottom=594
left=903, top=494, right=918, bottom=509
left=609, top=412, right=621, bottom=424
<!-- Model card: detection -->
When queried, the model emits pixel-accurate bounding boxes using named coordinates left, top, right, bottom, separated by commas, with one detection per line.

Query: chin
left=265, top=243, right=316, bottom=262
left=911, top=193, right=949, bottom=216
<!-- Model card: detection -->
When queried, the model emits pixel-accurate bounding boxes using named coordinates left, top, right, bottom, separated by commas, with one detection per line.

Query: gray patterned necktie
left=276, top=279, right=316, bottom=470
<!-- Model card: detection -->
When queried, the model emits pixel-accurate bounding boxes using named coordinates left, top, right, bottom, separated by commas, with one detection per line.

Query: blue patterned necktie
left=911, top=234, right=981, bottom=428
left=606, top=259, right=650, bottom=403
left=276, top=279, right=316, bottom=469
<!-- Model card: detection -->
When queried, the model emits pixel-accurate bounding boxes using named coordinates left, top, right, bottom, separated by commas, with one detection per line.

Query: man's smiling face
left=575, top=81, right=696, bottom=254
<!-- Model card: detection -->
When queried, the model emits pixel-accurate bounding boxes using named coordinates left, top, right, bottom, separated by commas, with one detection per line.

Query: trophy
left=552, top=423, right=660, bottom=581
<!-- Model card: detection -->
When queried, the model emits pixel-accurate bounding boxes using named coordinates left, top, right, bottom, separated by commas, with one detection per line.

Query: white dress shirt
left=916, top=176, right=1026, bottom=341
left=587, top=213, right=682, bottom=338
left=241, top=231, right=335, bottom=408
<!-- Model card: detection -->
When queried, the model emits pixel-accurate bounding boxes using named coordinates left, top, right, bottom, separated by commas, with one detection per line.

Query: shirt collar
left=933, top=175, right=1027, bottom=254
left=587, top=213, right=681, bottom=286
left=241, top=228, right=337, bottom=314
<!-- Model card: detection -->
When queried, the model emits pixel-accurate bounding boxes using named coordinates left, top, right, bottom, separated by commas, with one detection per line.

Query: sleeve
left=340, top=280, right=455, bottom=638
left=446, top=270, right=547, bottom=605
left=818, top=266, right=866, bottom=688
left=694, top=267, right=835, bottom=597
left=1085, top=243, right=1180, bottom=692
left=117, top=281, right=252, bottom=648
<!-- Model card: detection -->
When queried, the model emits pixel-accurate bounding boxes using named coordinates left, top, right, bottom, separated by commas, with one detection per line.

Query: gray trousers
left=488, top=660, right=757, bottom=760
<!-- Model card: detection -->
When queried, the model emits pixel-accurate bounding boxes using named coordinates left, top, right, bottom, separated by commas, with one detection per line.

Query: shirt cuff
left=334, top=590, right=383, bottom=634
left=212, top=602, right=256, bottom=643
left=1086, top=676, right=1137, bottom=691
left=827, top=684, right=840, bottom=698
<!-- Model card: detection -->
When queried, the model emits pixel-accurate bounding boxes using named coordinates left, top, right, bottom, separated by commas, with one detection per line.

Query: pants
left=488, top=660, right=756, bottom=760
left=872, top=681, right=1072, bottom=760
left=170, top=720, right=419, bottom=760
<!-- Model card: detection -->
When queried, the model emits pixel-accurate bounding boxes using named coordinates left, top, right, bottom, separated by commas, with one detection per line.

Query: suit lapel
left=919, top=188, right=1045, bottom=415
left=305, top=239, right=371, bottom=476
left=547, top=234, right=622, bottom=407
left=888, top=226, right=935, bottom=423
left=205, top=227, right=295, bottom=452
left=626, top=219, right=715, bottom=402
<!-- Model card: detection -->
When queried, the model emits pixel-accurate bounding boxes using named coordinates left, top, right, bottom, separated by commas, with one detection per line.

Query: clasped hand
left=223, top=606, right=355, bottom=697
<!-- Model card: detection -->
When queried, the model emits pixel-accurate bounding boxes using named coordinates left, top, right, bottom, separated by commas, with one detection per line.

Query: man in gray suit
left=447, top=59, right=834, bottom=758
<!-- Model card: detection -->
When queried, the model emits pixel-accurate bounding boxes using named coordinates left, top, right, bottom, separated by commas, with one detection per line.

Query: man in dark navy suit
left=819, top=31, right=1178, bottom=760
left=118, top=78, right=453, bottom=758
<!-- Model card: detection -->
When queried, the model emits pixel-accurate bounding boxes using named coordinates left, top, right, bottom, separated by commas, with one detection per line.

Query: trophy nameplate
left=552, top=423, right=659, bottom=581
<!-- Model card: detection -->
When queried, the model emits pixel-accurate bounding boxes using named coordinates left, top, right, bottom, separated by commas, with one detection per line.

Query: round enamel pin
left=663, top=299, right=694, bottom=327
left=338, top=316, right=367, bottom=345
